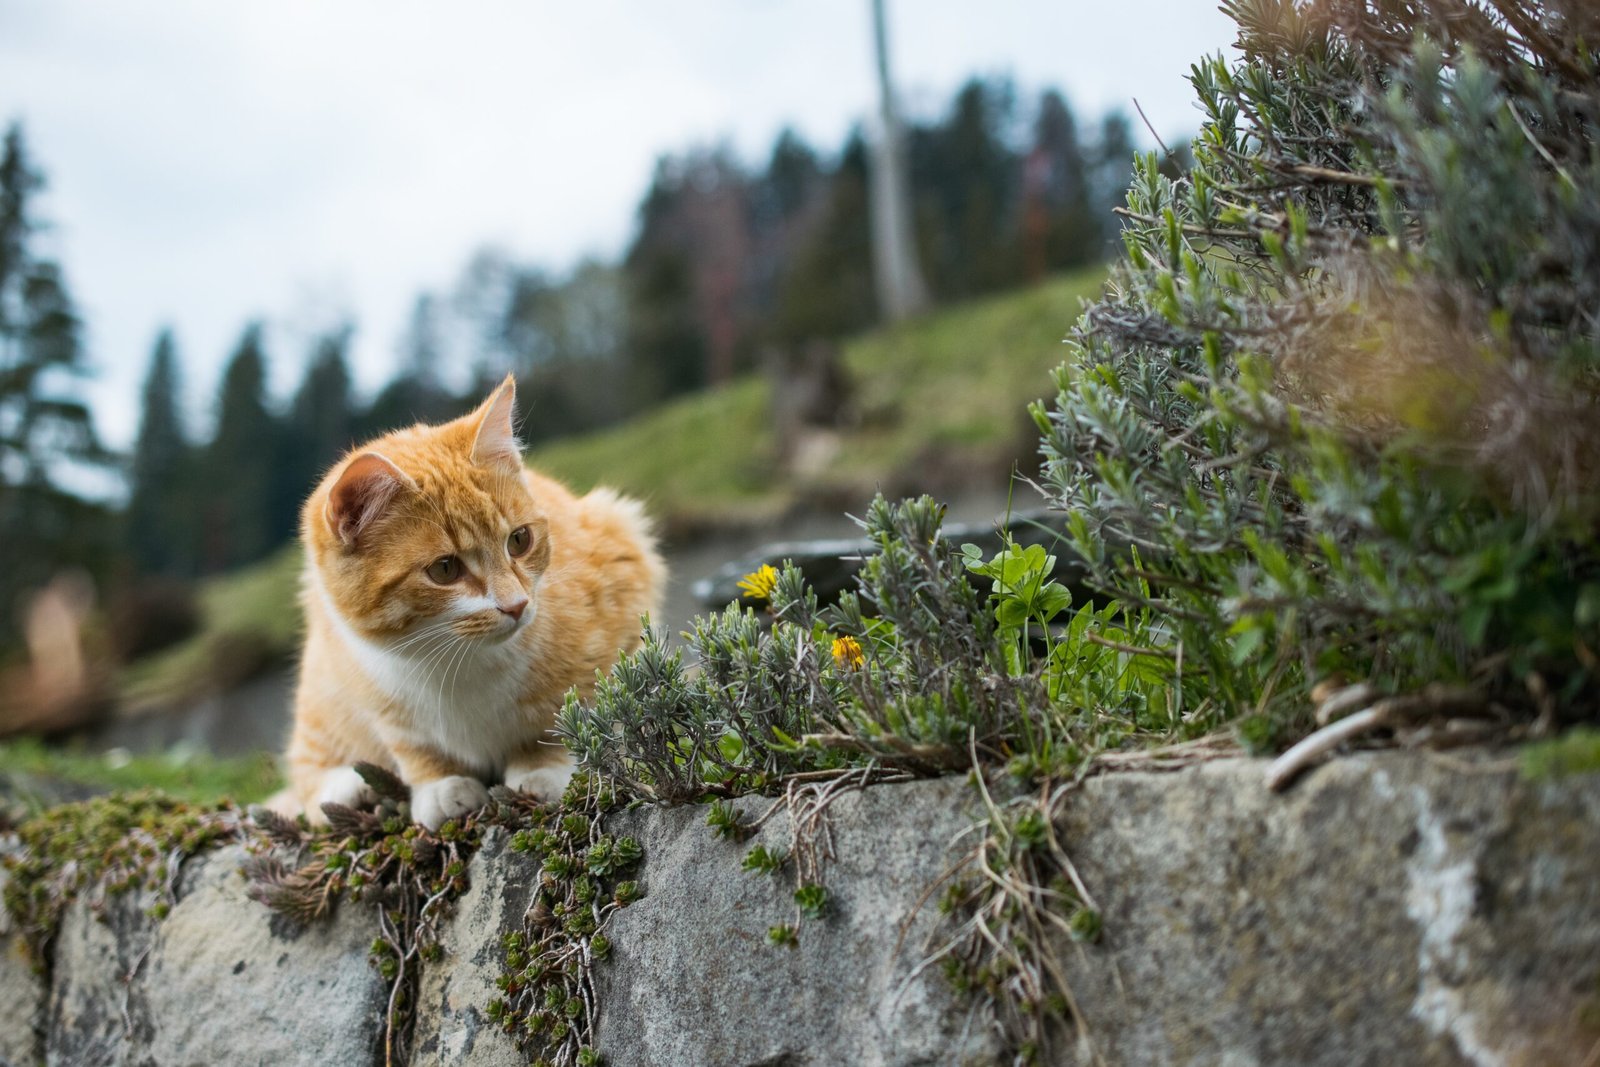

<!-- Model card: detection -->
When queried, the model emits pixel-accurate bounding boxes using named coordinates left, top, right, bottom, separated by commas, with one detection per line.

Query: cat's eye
left=426, top=556, right=462, bottom=584
left=507, top=525, right=533, bottom=557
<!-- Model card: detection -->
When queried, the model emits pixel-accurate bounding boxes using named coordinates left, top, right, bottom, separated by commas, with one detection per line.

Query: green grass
left=1521, top=727, right=1600, bottom=781
left=535, top=268, right=1107, bottom=523
left=533, top=377, right=785, bottom=528
left=114, top=269, right=1106, bottom=708
left=117, top=546, right=303, bottom=709
left=0, top=737, right=281, bottom=809
left=830, top=273, right=1106, bottom=482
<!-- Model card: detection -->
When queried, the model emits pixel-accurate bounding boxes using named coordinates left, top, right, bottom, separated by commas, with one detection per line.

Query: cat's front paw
left=505, top=760, right=574, bottom=805
left=311, top=766, right=378, bottom=825
left=411, top=775, right=490, bottom=830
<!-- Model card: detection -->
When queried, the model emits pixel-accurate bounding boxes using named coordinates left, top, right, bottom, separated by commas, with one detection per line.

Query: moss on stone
left=488, top=773, right=642, bottom=1067
left=2, top=790, right=244, bottom=968
left=1521, top=727, right=1600, bottom=782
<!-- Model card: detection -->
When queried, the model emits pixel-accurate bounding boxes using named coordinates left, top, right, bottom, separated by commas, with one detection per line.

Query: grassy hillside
left=0, top=738, right=281, bottom=811
left=535, top=268, right=1107, bottom=527
left=112, top=268, right=1106, bottom=709
left=118, top=547, right=303, bottom=712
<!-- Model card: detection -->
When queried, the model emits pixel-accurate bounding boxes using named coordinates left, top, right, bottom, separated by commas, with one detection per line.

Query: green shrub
left=558, top=495, right=1173, bottom=797
left=1035, top=0, right=1600, bottom=736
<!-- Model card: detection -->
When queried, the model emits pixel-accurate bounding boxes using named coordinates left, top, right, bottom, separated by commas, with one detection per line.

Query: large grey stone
left=411, top=827, right=538, bottom=1067
left=594, top=779, right=1006, bottom=1066
left=45, top=880, right=159, bottom=1067
left=17, top=751, right=1600, bottom=1066
left=0, top=934, right=46, bottom=1067
left=46, top=845, right=386, bottom=1067
left=0, top=857, right=47, bottom=1067
left=1051, top=753, right=1600, bottom=1066
left=592, top=754, right=1600, bottom=1067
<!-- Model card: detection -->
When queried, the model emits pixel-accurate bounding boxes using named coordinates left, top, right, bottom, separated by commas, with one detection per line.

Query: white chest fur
left=312, top=575, right=535, bottom=774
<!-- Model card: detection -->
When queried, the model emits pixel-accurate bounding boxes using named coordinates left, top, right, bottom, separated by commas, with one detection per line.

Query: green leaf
left=794, top=883, right=828, bottom=919
left=1230, top=626, right=1265, bottom=666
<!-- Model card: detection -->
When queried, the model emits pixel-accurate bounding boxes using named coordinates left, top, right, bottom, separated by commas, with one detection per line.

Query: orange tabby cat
left=280, top=376, right=663, bottom=829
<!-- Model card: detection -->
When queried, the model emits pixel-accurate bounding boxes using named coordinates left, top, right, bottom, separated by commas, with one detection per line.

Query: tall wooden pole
left=869, top=0, right=930, bottom=321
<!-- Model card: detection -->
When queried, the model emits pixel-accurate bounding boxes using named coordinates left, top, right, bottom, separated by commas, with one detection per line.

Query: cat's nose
left=498, top=598, right=529, bottom=621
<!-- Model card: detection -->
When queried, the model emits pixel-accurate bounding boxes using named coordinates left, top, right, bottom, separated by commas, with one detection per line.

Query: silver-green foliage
left=558, top=495, right=1174, bottom=798
left=1036, top=0, right=1600, bottom=742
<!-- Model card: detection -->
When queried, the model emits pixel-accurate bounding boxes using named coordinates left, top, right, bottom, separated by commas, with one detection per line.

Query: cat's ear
left=469, top=374, right=522, bottom=471
left=326, top=452, right=411, bottom=547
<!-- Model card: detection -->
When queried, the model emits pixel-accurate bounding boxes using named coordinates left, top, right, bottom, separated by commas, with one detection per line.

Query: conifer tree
left=126, top=328, right=195, bottom=576
left=1024, top=90, right=1098, bottom=276
left=202, top=323, right=278, bottom=571
left=281, top=324, right=354, bottom=516
left=772, top=132, right=878, bottom=343
left=1087, top=112, right=1136, bottom=253
left=914, top=78, right=1023, bottom=299
left=0, top=123, right=111, bottom=639
left=363, top=296, right=460, bottom=439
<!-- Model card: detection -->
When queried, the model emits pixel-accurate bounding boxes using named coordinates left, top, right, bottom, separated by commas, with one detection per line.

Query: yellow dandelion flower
left=832, top=635, right=865, bottom=670
left=737, top=564, right=779, bottom=603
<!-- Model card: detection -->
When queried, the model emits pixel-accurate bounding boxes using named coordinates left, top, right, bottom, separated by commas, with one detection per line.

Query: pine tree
left=362, top=294, right=463, bottom=440
left=912, top=78, right=1024, bottom=299
left=1087, top=112, right=1136, bottom=254
left=1024, top=90, right=1098, bottom=277
left=398, top=294, right=445, bottom=388
left=126, top=328, right=196, bottom=576
left=279, top=325, right=355, bottom=528
left=202, top=323, right=279, bottom=571
left=772, top=131, right=878, bottom=344
left=0, top=123, right=111, bottom=641
left=762, top=129, right=823, bottom=222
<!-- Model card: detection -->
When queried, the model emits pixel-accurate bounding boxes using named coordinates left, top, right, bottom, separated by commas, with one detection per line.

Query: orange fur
left=281, top=375, right=664, bottom=828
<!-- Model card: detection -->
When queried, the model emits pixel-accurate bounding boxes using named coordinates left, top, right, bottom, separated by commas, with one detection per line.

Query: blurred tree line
left=2, top=76, right=1167, bottom=650
left=126, top=77, right=1150, bottom=579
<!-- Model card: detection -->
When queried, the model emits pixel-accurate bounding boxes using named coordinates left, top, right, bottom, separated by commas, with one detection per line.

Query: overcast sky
left=0, top=1, right=1237, bottom=450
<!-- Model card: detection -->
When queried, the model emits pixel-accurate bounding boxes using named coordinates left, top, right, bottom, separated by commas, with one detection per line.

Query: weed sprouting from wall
left=482, top=775, right=643, bottom=1067
left=2, top=791, right=244, bottom=969
left=244, top=764, right=475, bottom=1066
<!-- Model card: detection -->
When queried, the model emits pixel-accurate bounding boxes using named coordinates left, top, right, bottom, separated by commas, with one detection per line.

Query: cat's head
left=305, top=375, right=551, bottom=647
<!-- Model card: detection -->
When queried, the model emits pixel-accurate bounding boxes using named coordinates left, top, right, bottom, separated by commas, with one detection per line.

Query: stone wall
left=4, top=752, right=1598, bottom=1066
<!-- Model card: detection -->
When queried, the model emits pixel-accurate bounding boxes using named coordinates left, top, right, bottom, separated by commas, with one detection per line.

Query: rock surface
left=412, top=827, right=537, bottom=1067
left=0, top=934, right=45, bottom=1067
left=44, top=845, right=387, bottom=1067
left=1051, top=754, right=1600, bottom=1066
left=595, top=780, right=1005, bottom=1066
left=3, top=753, right=1598, bottom=1066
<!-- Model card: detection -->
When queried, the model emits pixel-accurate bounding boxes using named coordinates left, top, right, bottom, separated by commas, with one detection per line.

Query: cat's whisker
left=445, top=635, right=475, bottom=710
left=402, top=631, right=462, bottom=695
left=390, top=624, right=453, bottom=667
left=384, top=627, right=459, bottom=701
left=385, top=620, right=461, bottom=657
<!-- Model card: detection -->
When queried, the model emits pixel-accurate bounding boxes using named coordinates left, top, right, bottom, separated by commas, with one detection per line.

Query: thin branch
left=1264, top=706, right=1390, bottom=791
left=1083, top=632, right=1179, bottom=660
left=1505, top=99, right=1576, bottom=189
left=1132, top=96, right=1174, bottom=158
